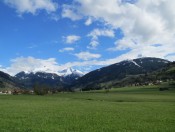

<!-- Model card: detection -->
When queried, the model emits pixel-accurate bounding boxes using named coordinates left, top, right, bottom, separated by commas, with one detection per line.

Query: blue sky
left=0, top=0, right=175, bottom=75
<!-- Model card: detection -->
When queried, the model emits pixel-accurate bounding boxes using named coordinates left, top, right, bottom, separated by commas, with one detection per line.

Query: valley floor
left=0, top=86, right=175, bottom=132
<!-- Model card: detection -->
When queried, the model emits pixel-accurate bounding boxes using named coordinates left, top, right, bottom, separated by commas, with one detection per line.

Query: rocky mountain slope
left=0, top=71, right=21, bottom=90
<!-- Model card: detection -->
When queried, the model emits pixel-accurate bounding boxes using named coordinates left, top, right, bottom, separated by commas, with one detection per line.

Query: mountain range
left=0, top=57, right=174, bottom=92
left=14, top=68, right=84, bottom=90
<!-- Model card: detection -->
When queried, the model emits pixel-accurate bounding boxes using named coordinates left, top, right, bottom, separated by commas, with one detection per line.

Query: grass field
left=0, top=86, right=175, bottom=132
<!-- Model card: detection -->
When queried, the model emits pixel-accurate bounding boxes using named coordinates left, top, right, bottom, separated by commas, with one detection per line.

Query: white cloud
left=85, top=17, right=92, bottom=26
left=87, top=40, right=99, bottom=49
left=74, top=52, right=101, bottom=61
left=4, top=0, right=58, bottom=15
left=59, top=47, right=74, bottom=52
left=88, top=28, right=115, bottom=39
left=64, top=0, right=175, bottom=60
left=64, top=35, right=81, bottom=44
left=88, top=28, right=115, bottom=49
left=62, top=4, right=82, bottom=21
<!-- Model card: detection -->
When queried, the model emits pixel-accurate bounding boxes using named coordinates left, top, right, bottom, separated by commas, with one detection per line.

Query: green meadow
left=0, top=86, right=175, bottom=132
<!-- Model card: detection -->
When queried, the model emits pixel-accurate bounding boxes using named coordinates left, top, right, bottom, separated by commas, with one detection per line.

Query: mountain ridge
left=71, top=57, right=171, bottom=91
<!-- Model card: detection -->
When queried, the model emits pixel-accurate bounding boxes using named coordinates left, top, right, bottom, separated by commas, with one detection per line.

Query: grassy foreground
left=0, top=86, right=175, bottom=132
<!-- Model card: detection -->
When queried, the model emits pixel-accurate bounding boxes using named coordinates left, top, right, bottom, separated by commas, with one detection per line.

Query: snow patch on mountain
left=131, top=60, right=141, bottom=67
left=124, top=59, right=141, bottom=67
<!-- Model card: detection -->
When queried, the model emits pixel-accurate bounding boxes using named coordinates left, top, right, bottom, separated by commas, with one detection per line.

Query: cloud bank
left=64, top=0, right=175, bottom=60
left=0, top=57, right=60, bottom=75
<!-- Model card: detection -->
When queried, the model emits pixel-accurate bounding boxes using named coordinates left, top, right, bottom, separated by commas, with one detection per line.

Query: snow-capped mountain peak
left=59, top=68, right=84, bottom=77
left=60, top=68, right=73, bottom=76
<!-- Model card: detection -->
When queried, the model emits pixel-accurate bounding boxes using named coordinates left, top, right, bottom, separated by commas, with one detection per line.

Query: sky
left=0, top=0, right=175, bottom=76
